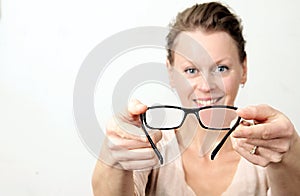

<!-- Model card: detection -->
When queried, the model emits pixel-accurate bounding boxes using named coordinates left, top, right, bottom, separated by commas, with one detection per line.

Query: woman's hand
left=100, top=99, right=162, bottom=170
left=231, top=104, right=298, bottom=167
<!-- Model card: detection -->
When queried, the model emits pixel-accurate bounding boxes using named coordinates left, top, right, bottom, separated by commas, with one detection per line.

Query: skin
left=167, top=30, right=247, bottom=107
left=232, top=105, right=300, bottom=195
left=92, top=30, right=300, bottom=195
left=92, top=100, right=159, bottom=196
left=167, top=30, right=247, bottom=195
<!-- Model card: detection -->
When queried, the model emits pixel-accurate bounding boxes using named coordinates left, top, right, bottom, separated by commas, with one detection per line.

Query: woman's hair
left=166, top=2, right=246, bottom=64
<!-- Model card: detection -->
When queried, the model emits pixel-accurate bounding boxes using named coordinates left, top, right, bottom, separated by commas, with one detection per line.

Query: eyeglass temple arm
left=210, top=117, right=242, bottom=160
left=140, top=115, right=164, bottom=165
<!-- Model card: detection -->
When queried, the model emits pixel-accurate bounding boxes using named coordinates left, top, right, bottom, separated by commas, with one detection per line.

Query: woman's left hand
left=231, top=104, right=298, bottom=167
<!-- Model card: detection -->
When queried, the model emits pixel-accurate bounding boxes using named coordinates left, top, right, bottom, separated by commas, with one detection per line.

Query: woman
left=92, top=2, right=300, bottom=195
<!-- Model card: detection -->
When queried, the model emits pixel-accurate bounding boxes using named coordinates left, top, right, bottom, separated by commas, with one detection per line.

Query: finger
left=107, top=135, right=151, bottom=150
left=119, top=158, right=158, bottom=170
left=115, top=99, right=147, bottom=129
left=107, top=117, right=147, bottom=142
left=147, top=130, right=163, bottom=144
left=236, top=104, right=277, bottom=122
left=232, top=123, right=288, bottom=140
left=244, top=138, right=290, bottom=153
left=112, top=148, right=156, bottom=162
left=107, top=122, right=163, bottom=148
left=229, top=119, right=252, bottom=132
left=114, top=99, right=148, bottom=135
left=246, top=145, right=283, bottom=164
left=128, top=99, right=148, bottom=116
left=240, top=119, right=253, bottom=126
left=231, top=137, right=269, bottom=166
left=231, top=137, right=283, bottom=166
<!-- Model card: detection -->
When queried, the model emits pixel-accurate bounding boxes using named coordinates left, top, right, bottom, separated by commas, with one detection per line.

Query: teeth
left=195, top=99, right=218, bottom=106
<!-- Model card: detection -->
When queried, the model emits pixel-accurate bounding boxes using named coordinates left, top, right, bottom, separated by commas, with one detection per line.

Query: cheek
left=222, top=76, right=240, bottom=99
left=172, top=72, right=195, bottom=104
left=174, top=75, right=194, bottom=94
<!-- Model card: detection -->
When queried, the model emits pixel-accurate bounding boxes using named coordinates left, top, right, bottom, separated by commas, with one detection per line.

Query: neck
left=176, top=124, right=234, bottom=159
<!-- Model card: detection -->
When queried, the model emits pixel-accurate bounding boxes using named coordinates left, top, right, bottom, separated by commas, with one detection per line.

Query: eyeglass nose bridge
left=180, top=108, right=207, bottom=129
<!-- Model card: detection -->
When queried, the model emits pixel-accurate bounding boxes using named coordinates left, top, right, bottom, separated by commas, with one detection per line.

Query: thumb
left=237, top=104, right=277, bottom=122
left=128, top=99, right=148, bottom=116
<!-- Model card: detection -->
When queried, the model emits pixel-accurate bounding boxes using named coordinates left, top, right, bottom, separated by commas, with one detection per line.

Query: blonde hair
left=166, top=2, right=246, bottom=64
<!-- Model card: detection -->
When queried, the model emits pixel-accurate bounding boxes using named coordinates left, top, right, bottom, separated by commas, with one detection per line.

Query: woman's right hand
left=101, top=99, right=162, bottom=170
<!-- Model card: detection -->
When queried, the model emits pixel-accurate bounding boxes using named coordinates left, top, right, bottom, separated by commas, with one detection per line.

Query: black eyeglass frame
left=140, top=105, right=241, bottom=164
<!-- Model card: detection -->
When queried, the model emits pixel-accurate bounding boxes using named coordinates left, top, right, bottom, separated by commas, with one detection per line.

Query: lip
left=193, top=96, right=223, bottom=107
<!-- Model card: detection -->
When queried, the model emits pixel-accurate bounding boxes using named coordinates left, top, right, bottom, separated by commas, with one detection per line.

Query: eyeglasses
left=140, top=105, right=241, bottom=164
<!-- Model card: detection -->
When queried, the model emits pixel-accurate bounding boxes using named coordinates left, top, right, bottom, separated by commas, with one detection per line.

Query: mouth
left=193, top=97, right=223, bottom=107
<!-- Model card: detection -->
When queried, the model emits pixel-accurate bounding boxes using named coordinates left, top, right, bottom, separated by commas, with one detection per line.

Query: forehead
left=172, top=30, right=239, bottom=65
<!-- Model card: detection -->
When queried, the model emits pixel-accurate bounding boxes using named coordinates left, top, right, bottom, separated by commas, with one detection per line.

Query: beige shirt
left=133, top=131, right=271, bottom=196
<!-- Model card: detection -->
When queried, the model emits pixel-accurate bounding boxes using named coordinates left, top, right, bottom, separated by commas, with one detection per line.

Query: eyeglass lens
left=141, top=105, right=241, bottom=164
left=145, top=106, right=238, bottom=130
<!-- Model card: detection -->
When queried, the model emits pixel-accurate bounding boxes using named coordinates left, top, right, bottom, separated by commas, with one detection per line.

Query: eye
left=184, top=68, right=199, bottom=75
left=214, top=65, right=229, bottom=73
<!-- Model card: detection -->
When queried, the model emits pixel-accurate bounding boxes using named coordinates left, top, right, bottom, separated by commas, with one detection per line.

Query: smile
left=193, top=97, right=223, bottom=107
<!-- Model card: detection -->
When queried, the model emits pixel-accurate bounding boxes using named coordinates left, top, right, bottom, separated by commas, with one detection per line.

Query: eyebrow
left=174, top=56, right=194, bottom=67
left=175, top=54, right=234, bottom=70
left=214, top=56, right=233, bottom=65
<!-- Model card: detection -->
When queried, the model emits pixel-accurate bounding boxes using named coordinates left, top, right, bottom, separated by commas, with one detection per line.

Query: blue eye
left=184, top=68, right=198, bottom=75
left=215, top=65, right=229, bottom=73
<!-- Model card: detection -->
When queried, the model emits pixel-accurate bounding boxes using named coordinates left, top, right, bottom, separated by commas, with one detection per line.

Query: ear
left=166, top=59, right=175, bottom=88
left=240, top=57, right=247, bottom=85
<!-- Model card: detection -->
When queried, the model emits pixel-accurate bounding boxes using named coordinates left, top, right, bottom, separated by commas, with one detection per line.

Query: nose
left=194, top=74, right=216, bottom=92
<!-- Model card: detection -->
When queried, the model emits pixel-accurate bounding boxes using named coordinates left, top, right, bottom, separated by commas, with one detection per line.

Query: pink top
left=133, top=131, right=271, bottom=195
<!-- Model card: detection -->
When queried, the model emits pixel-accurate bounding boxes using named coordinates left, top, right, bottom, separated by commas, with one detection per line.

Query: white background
left=1, top=0, right=300, bottom=195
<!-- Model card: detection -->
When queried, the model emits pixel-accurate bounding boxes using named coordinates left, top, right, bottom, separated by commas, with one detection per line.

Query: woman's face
left=168, top=30, right=247, bottom=107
